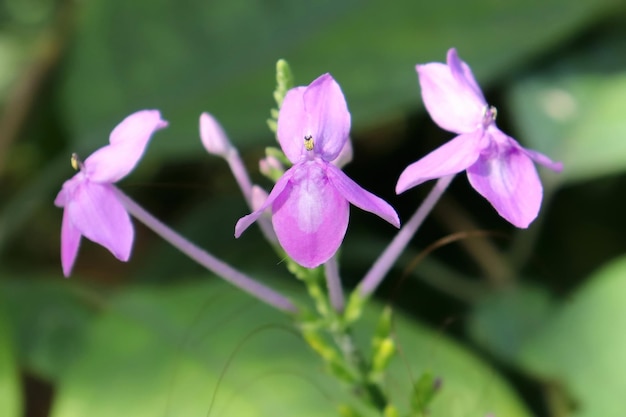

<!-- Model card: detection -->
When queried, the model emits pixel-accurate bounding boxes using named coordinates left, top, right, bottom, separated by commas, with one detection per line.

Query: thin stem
left=358, top=175, right=454, bottom=297
left=324, top=255, right=344, bottom=313
left=114, top=187, right=297, bottom=313
left=224, top=149, right=277, bottom=244
left=225, top=149, right=253, bottom=203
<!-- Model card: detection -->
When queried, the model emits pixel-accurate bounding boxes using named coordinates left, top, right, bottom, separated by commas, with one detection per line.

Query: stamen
left=70, top=153, right=83, bottom=171
left=482, top=105, right=497, bottom=126
left=304, top=135, right=314, bottom=151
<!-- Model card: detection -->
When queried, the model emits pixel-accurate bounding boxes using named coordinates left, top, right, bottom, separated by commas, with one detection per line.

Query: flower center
left=304, top=135, right=314, bottom=151
left=482, top=105, right=497, bottom=128
left=70, top=153, right=85, bottom=171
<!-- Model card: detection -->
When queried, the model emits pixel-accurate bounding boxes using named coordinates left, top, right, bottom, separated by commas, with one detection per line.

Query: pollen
left=304, top=135, right=314, bottom=151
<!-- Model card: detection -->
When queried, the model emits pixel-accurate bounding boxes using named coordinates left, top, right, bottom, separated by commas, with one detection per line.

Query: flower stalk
left=359, top=174, right=454, bottom=298
left=114, top=187, right=297, bottom=314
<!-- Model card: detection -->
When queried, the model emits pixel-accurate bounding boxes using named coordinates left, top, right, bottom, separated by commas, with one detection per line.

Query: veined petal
left=522, top=147, right=564, bottom=172
left=467, top=147, right=543, bottom=228
left=67, top=182, right=134, bottom=261
left=272, top=162, right=349, bottom=268
left=301, top=74, right=350, bottom=161
left=326, top=164, right=400, bottom=228
left=234, top=168, right=294, bottom=237
left=85, top=110, right=168, bottom=183
left=277, top=86, right=308, bottom=163
left=417, top=57, right=486, bottom=134
left=396, top=131, right=483, bottom=194
left=60, top=208, right=82, bottom=277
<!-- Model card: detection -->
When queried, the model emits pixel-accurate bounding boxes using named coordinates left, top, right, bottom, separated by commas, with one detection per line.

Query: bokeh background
left=1, top=0, right=626, bottom=416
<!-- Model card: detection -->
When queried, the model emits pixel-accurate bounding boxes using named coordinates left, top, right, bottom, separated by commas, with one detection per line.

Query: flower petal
left=85, top=110, right=168, bottom=183
left=301, top=73, right=350, bottom=161
left=60, top=208, right=82, bottom=277
left=234, top=168, right=294, bottom=237
left=67, top=181, right=134, bottom=261
left=199, top=112, right=232, bottom=157
left=417, top=53, right=486, bottom=134
left=396, top=131, right=483, bottom=194
left=277, top=86, right=308, bottom=164
left=326, top=164, right=400, bottom=228
left=447, top=48, right=486, bottom=104
left=522, top=147, right=564, bottom=172
left=272, top=162, right=349, bottom=268
left=332, top=137, right=353, bottom=169
left=467, top=146, right=543, bottom=228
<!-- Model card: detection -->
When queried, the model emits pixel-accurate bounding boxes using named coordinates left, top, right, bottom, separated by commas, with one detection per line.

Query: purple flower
left=235, top=74, right=400, bottom=268
left=396, top=48, right=562, bottom=228
left=54, top=110, right=168, bottom=276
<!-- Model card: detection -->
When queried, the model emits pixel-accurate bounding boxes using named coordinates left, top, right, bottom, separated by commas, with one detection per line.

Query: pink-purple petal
left=417, top=61, right=486, bottom=134
left=522, top=147, right=564, bottom=172
left=60, top=209, right=82, bottom=277
left=234, top=168, right=294, bottom=237
left=199, top=112, right=232, bottom=157
left=467, top=148, right=543, bottom=228
left=446, top=48, right=486, bottom=104
left=332, top=137, right=353, bottom=169
left=301, top=74, right=350, bottom=161
left=277, top=86, right=308, bottom=164
left=396, top=131, right=483, bottom=194
left=326, top=164, right=400, bottom=228
left=85, top=110, right=168, bottom=183
left=67, top=182, right=134, bottom=261
left=271, top=162, right=349, bottom=268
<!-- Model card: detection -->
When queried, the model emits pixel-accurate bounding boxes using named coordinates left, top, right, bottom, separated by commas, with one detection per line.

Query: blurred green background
left=1, top=0, right=626, bottom=416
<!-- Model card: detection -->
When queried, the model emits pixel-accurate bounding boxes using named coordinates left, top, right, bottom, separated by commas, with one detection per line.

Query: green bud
left=275, top=59, right=294, bottom=106
left=383, top=404, right=400, bottom=417
left=374, top=306, right=393, bottom=340
left=410, top=372, right=440, bottom=414
left=371, top=337, right=395, bottom=374
left=344, top=288, right=367, bottom=324
left=337, top=404, right=365, bottom=417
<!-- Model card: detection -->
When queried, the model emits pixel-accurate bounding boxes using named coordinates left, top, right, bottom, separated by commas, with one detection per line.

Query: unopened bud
left=199, top=112, right=233, bottom=157
left=259, top=155, right=285, bottom=181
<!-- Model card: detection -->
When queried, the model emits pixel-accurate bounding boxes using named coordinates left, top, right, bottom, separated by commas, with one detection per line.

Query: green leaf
left=507, top=20, right=626, bottom=184
left=467, top=285, right=555, bottom=363
left=0, top=304, right=21, bottom=417
left=519, top=255, right=626, bottom=417
left=59, top=0, right=620, bottom=159
left=0, top=278, right=98, bottom=381
left=51, top=279, right=532, bottom=417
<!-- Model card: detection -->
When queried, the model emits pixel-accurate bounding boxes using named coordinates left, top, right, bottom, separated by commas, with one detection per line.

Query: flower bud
left=199, top=112, right=233, bottom=157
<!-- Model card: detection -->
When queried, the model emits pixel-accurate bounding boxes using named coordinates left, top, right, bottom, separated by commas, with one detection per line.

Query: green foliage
left=58, top=0, right=619, bottom=159
left=467, top=285, right=555, bottom=363
left=0, top=305, right=21, bottom=417
left=519, top=255, right=626, bottom=417
left=508, top=20, right=626, bottom=184
left=38, top=279, right=531, bottom=417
